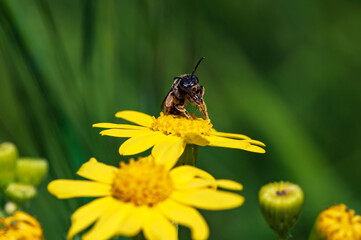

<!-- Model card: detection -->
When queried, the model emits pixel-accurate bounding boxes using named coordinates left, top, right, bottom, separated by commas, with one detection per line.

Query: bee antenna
left=191, top=57, right=205, bottom=76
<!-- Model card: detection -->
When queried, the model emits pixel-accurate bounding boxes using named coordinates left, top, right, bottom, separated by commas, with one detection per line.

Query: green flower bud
left=5, top=182, right=37, bottom=203
left=0, top=142, right=18, bottom=188
left=16, top=158, right=48, bottom=186
left=259, top=181, right=304, bottom=239
left=309, top=204, right=361, bottom=240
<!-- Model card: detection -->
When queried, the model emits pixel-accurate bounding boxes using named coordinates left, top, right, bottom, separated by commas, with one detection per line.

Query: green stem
left=277, top=234, right=290, bottom=240
left=308, top=223, right=325, bottom=240
left=132, top=232, right=146, bottom=240
left=0, top=191, right=4, bottom=218
left=175, top=144, right=199, bottom=167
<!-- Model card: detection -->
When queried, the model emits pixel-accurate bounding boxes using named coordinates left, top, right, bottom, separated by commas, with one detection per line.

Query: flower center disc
left=112, top=157, right=173, bottom=206
left=151, top=113, right=213, bottom=137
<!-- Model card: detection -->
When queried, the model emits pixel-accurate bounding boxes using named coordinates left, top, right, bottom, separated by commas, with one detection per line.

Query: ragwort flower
left=0, top=211, right=43, bottom=240
left=93, top=111, right=265, bottom=166
left=310, top=204, right=361, bottom=240
left=48, top=155, right=244, bottom=240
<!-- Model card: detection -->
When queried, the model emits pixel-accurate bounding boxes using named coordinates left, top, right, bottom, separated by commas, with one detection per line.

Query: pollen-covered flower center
left=317, top=204, right=361, bottom=240
left=111, top=158, right=173, bottom=206
left=151, top=113, right=213, bottom=137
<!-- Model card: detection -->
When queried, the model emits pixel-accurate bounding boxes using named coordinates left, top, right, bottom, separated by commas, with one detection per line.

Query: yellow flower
left=313, top=204, right=361, bottom=240
left=0, top=211, right=43, bottom=240
left=93, top=111, right=265, bottom=165
left=48, top=156, right=244, bottom=240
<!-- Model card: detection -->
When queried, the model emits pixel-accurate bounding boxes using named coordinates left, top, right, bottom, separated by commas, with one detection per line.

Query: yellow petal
left=92, top=123, right=148, bottom=130
left=207, top=136, right=265, bottom=153
left=207, top=136, right=250, bottom=148
left=171, top=189, right=244, bottom=210
left=83, top=201, right=133, bottom=240
left=215, top=179, right=243, bottom=191
left=170, top=165, right=215, bottom=186
left=245, top=145, right=266, bottom=153
left=119, top=131, right=167, bottom=156
left=157, top=199, right=209, bottom=240
left=10, top=222, right=41, bottom=236
left=245, top=139, right=266, bottom=147
left=68, top=197, right=114, bottom=240
left=100, top=129, right=151, bottom=138
left=12, top=212, right=39, bottom=226
left=183, top=132, right=210, bottom=146
left=115, top=111, right=154, bottom=128
left=174, top=178, right=217, bottom=190
left=175, top=179, right=242, bottom=191
left=117, top=206, right=143, bottom=236
left=152, top=136, right=185, bottom=170
left=210, top=130, right=251, bottom=140
left=76, top=158, right=117, bottom=184
left=142, top=207, right=177, bottom=240
left=47, top=180, right=111, bottom=199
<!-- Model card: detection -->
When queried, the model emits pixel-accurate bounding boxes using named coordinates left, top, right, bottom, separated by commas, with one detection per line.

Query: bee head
left=178, top=74, right=199, bottom=92
left=175, top=57, right=205, bottom=93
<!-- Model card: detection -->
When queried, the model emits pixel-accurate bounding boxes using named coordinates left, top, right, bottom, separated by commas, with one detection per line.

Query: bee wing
left=161, top=89, right=174, bottom=110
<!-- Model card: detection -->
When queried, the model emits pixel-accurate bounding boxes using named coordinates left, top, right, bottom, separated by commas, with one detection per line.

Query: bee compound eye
left=179, top=79, right=186, bottom=87
left=191, top=75, right=199, bottom=83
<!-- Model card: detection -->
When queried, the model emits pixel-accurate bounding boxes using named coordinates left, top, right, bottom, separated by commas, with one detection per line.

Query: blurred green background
left=1, top=0, right=361, bottom=239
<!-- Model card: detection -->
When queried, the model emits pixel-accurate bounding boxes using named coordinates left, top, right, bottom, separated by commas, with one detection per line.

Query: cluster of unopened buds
left=0, top=142, right=48, bottom=240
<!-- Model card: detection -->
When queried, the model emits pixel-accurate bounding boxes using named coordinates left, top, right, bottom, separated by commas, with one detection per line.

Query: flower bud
left=4, top=201, right=18, bottom=215
left=309, top=204, right=361, bottom=240
left=0, top=142, right=18, bottom=188
left=16, top=157, right=48, bottom=186
left=5, top=182, right=37, bottom=203
left=259, top=181, right=304, bottom=239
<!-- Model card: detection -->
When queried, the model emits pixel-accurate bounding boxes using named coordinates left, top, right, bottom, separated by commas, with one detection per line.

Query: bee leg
left=199, top=86, right=209, bottom=119
left=202, top=105, right=209, bottom=119
left=200, top=103, right=209, bottom=119
left=174, top=104, right=192, bottom=119
left=163, top=106, right=171, bottom=115
left=200, top=85, right=205, bottom=98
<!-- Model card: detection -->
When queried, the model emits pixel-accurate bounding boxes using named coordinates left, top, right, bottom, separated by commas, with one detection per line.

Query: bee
left=161, top=57, right=209, bottom=120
